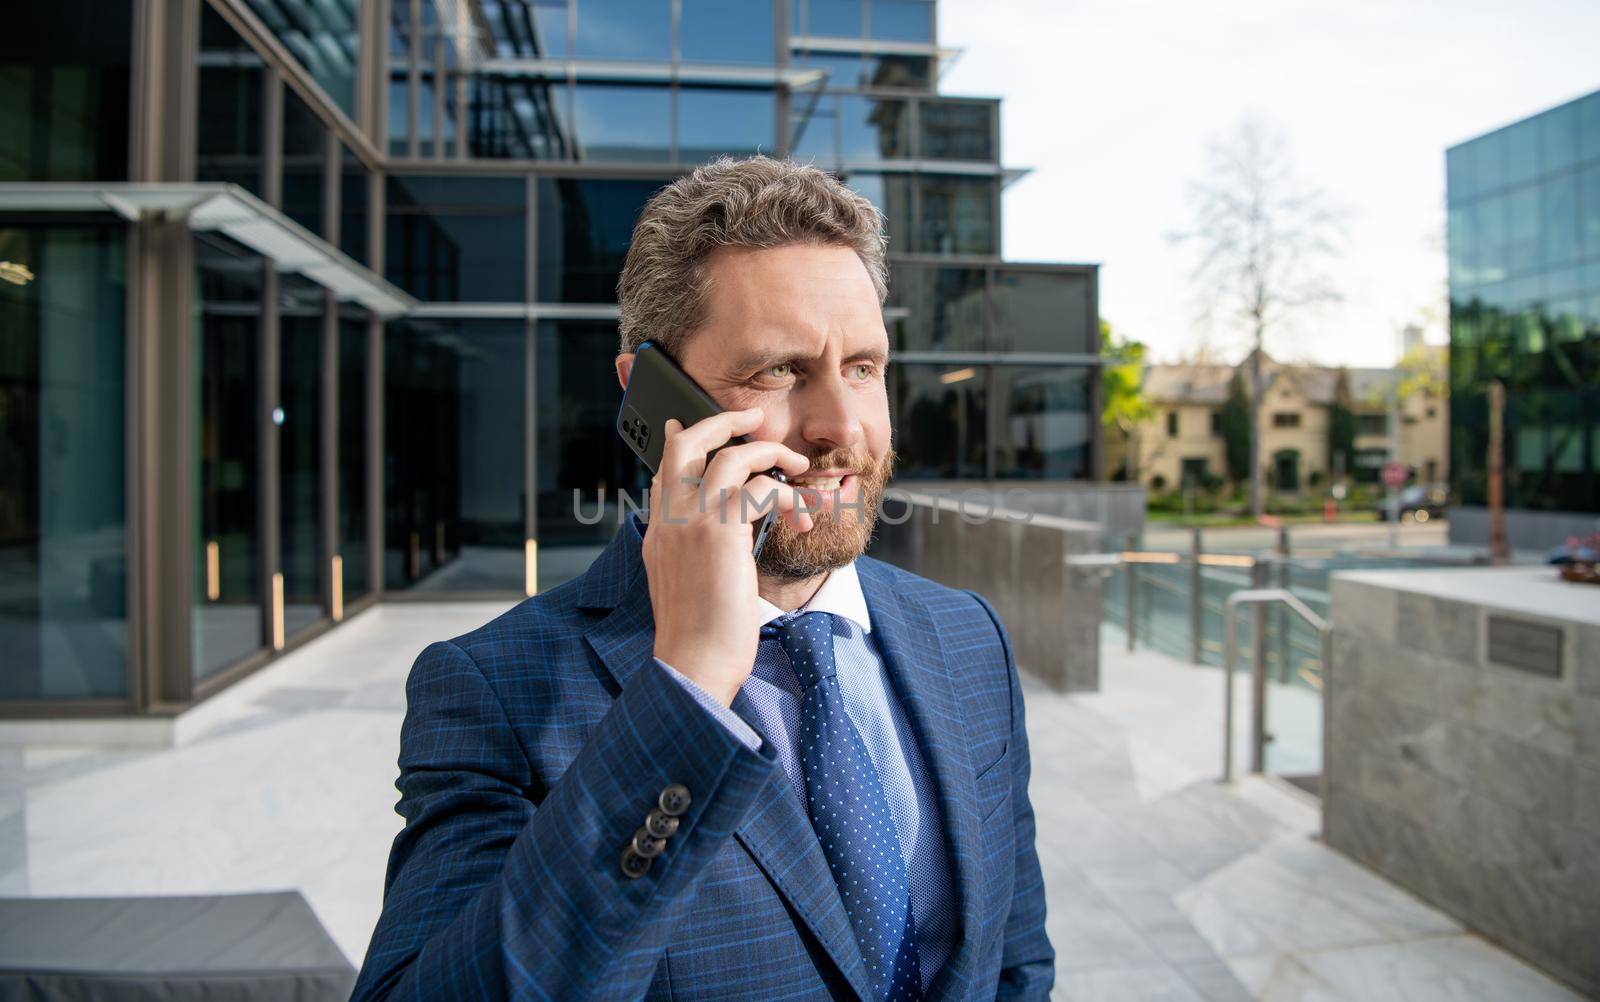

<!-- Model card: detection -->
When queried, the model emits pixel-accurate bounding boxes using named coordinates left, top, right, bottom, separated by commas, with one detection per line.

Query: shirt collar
left=755, top=560, right=872, bottom=634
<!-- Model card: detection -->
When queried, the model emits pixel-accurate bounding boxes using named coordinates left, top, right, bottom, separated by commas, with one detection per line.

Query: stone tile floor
left=0, top=601, right=1584, bottom=1000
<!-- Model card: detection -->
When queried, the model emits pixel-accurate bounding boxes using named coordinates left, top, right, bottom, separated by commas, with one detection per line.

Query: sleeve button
left=620, top=845, right=652, bottom=879
left=659, top=783, right=691, bottom=816
left=644, top=807, right=679, bottom=839
left=632, top=826, right=666, bottom=858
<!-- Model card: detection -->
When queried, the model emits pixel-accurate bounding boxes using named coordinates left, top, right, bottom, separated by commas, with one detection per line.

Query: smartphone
left=616, top=339, right=787, bottom=559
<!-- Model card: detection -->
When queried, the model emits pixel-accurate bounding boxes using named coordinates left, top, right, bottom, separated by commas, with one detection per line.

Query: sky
left=937, top=0, right=1600, bottom=368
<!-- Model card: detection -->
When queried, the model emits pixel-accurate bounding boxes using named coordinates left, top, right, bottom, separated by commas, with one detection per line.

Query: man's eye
left=851, top=363, right=875, bottom=379
left=763, top=363, right=794, bottom=379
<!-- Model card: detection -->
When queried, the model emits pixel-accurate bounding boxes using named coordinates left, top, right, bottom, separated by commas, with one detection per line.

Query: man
left=352, top=156, right=1054, bottom=1001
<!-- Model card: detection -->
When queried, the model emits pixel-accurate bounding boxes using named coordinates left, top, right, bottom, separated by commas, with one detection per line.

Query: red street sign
left=1382, top=462, right=1408, bottom=488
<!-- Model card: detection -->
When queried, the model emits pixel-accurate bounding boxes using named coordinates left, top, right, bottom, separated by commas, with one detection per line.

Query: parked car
left=1377, top=483, right=1449, bottom=522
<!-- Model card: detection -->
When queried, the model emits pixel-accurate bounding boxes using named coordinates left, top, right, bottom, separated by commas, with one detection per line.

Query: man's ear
left=615, top=353, right=634, bottom=392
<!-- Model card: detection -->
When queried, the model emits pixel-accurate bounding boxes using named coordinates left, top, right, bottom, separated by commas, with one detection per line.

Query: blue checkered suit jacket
left=351, top=511, right=1054, bottom=1001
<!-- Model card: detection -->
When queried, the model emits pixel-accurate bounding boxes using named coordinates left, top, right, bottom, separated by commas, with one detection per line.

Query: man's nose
left=797, top=371, right=864, bottom=451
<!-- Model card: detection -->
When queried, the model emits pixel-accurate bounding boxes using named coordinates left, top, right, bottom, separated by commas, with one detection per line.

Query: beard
left=755, top=444, right=897, bottom=582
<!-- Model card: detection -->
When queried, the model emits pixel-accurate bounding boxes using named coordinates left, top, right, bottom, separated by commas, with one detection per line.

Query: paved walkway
left=0, top=602, right=1583, bottom=1000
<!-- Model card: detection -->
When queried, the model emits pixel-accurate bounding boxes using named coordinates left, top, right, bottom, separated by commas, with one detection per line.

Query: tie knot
left=760, top=610, right=839, bottom=690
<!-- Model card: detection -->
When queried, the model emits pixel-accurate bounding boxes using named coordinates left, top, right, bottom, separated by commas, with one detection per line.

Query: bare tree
left=1168, top=117, right=1345, bottom=518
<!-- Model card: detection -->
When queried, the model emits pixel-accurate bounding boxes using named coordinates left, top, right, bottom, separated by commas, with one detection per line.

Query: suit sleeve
left=351, top=639, right=780, bottom=1001
left=967, top=590, right=1056, bottom=1000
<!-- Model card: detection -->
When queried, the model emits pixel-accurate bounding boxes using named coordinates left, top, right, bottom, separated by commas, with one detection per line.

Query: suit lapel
left=578, top=514, right=874, bottom=1002
left=857, top=558, right=983, bottom=1001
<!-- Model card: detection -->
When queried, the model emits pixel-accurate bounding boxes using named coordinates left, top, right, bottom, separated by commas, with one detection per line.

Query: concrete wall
left=896, top=480, right=1145, bottom=546
left=1449, top=505, right=1600, bottom=551
left=1324, top=568, right=1600, bottom=997
left=867, top=492, right=1103, bottom=692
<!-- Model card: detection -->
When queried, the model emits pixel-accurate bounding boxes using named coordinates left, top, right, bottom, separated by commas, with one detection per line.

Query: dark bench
left=0, top=891, right=356, bottom=1001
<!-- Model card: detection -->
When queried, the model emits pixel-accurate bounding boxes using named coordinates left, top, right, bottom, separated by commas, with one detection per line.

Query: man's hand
left=645, top=407, right=814, bottom=707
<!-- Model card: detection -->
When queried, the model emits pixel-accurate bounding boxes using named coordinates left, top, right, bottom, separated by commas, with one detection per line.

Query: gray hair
left=616, top=155, right=890, bottom=357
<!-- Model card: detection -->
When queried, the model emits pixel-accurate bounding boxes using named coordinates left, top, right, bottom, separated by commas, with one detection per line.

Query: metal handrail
left=1221, top=588, right=1330, bottom=783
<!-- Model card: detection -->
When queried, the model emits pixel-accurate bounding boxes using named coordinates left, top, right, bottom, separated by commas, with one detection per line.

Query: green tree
left=1219, top=371, right=1252, bottom=483
left=1099, top=319, right=1153, bottom=481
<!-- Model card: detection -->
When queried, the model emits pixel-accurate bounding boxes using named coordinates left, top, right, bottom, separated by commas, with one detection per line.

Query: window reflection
left=573, top=0, right=670, bottom=60
left=573, top=83, right=670, bottom=162
left=197, top=4, right=265, bottom=199
left=868, top=0, right=933, bottom=42
left=991, top=269, right=1093, bottom=353
left=839, top=171, right=911, bottom=251
left=992, top=366, right=1090, bottom=479
left=338, top=308, right=370, bottom=603
left=921, top=101, right=994, bottom=161
left=282, top=89, right=327, bottom=238
left=240, top=0, right=359, bottom=116
left=536, top=320, right=647, bottom=590
left=279, top=275, right=324, bottom=638
left=536, top=178, right=659, bottom=302
left=194, top=234, right=264, bottom=679
left=678, top=88, right=774, bottom=163
left=892, top=364, right=987, bottom=479
left=805, top=0, right=863, bottom=37
left=385, top=319, right=525, bottom=592
left=0, top=221, right=128, bottom=699
left=838, top=96, right=910, bottom=161
left=889, top=264, right=985, bottom=351
left=471, top=76, right=572, bottom=159
left=793, top=52, right=865, bottom=89
left=340, top=145, right=368, bottom=265
left=865, top=54, right=932, bottom=90
left=919, top=174, right=994, bottom=255
left=386, top=175, right=527, bottom=301
left=0, top=4, right=132, bottom=181
left=681, top=0, right=774, bottom=65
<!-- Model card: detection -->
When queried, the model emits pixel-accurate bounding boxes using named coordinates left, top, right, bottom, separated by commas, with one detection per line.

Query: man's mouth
left=791, top=474, right=849, bottom=491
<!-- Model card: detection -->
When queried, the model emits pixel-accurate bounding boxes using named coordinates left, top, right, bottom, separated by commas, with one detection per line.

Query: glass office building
left=1446, top=89, right=1600, bottom=544
left=0, top=0, right=1099, bottom=716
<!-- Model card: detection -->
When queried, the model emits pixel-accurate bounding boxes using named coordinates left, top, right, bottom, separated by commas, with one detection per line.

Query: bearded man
left=353, top=155, right=1054, bottom=1002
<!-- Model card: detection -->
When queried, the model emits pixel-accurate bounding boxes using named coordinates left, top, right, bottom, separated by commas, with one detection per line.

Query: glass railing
left=1099, top=528, right=1489, bottom=786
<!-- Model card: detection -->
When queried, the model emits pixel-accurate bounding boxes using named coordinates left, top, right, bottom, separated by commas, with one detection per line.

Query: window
left=1357, top=413, right=1388, bottom=436
left=385, top=319, right=525, bottom=592
left=920, top=101, right=994, bottom=161
left=1210, top=411, right=1222, bottom=436
left=537, top=178, right=660, bottom=302
left=681, top=0, right=774, bottom=65
left=1166, top=411, right=1179, bottom=437
left=888, top=264, right=985, bottom=352
left=0, top=221, right=128, bottom=698
left=574, top=0, right=670, bottom=60
left=678, top=88, right=774, bottom=163
left=891, top=364, right=987, bottom=478
left=573, top=83, right=671, bottom=162
left=990, top=268, right=1092, bottom=353
left=386, top=175, right=527, bottom=301
left=278, top=275, right=325, bottom=639
left=338, top=308, right=370, bottom=603
left=196, top=4, right=264, bottom=199
left=282, top=89, right=328, bottom=238
left=1180, top=458, right=1208, bottom=485
left=919, top=174, right=995, bottom=255
left=1272, top=412, right=1301, bottom=429
left=241, top=0, right=359, bottom=115
left=837, top=96, right=911, bottom=161
left=193, top=233, right=264, bottom=679
left=868, top=0, right=933, bottom=42
left=0, top=2, right=133, bottom=182
left=993, top=366, right=1090, bottom=479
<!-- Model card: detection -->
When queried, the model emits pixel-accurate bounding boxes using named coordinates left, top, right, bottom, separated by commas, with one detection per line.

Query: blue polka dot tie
left=761, top=611, right=923, bottom=1002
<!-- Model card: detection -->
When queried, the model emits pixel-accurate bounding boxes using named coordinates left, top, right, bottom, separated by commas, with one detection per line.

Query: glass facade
left=2, top=0, right=1097, bottom=713
left=193, top=234, right=265, bottom=680
left=1447, top=90, right=1600, bottom=515
left=385, top=319, right=526, bottom=593
left=0, top=220, right=128, bottom=699
left=0, top=6, right=133, bottom=182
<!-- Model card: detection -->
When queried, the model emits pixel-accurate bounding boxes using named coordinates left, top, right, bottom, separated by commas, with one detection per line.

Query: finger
left=738, top=475, right=814, bottom=532
left=701, top=439, right=813, bottom=499
left=659, top=407, right=764, bottom=483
